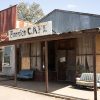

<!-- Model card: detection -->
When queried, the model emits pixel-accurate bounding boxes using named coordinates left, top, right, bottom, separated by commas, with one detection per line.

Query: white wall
left=2, top=45, right=15, bottom=76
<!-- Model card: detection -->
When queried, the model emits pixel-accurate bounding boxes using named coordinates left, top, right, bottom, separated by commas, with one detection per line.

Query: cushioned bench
left=76, top=73, right=100, bottom=87
left=17, top=69, right=35, bottom=79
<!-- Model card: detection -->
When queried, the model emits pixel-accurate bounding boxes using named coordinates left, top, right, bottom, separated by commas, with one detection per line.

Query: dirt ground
left=52, top=85, right=100, bottom=100
left=0, top=79, right=99, bottom=100
left=0, top=86, right=66, bottom=100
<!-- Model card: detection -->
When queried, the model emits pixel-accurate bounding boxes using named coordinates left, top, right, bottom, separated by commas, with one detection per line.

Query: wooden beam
left=0, top=33, right=82, bottom=46
left=0, top=28, right=99, bottom=47
left=92, top=34, right=97, bottom=100
left=14, top=44, right=17, bottom=86
left=45, top=41, right=49, bottom=93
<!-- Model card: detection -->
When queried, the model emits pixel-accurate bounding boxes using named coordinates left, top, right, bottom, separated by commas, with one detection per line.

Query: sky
left=0, top=0, right=100, bottom=15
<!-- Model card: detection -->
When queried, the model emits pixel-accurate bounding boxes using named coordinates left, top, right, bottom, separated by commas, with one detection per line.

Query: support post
left=92, top=34, right=97, bottom=100
left=14, top=44, right=17, bottom=86
left=45, top=41, right=49, bottom=92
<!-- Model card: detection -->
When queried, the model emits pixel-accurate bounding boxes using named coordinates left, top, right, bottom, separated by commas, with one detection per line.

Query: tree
left=17, top=1, right=44, bottom=22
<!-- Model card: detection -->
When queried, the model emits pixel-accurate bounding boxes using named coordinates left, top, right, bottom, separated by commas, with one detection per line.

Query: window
left=4, top=46, right=11, bottom=66
left=30, top=42, right=41, bottom=70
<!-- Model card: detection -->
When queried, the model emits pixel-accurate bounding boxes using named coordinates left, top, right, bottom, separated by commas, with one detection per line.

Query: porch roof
left=0, top=27, right=99, bottom=46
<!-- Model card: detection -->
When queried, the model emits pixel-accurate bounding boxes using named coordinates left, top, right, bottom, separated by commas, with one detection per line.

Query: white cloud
left=67, top=4, right=77, bottom=10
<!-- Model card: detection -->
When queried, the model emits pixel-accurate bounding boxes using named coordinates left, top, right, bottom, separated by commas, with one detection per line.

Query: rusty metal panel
left=0, top=5, right=16, bottom=33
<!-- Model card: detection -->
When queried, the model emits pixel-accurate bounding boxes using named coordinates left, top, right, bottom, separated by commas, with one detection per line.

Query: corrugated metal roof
left=37, top=9, right=100, bottom=33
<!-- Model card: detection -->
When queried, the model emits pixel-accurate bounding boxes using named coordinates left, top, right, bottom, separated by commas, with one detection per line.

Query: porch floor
left=0, top=78, right=100, bottom=100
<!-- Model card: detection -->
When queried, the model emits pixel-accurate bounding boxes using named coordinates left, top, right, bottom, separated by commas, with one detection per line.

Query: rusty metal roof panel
left=37, top=9, right=100, bottom=33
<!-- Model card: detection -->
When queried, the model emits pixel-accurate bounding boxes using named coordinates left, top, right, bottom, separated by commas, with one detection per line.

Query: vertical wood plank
left=92, top=34, right=97, bottom=100
left=45, top=41, right=49, bottom=92
left=14, top=44, right=17, bottom=86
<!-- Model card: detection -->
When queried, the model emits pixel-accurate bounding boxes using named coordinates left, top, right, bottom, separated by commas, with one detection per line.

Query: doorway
left=57, top=50, right=67, bottom=81
left=57, top=49, right=76, bottom=82
left=56, top=39, right=76, bottom=83
left=66, top=49, right=76, bottom=83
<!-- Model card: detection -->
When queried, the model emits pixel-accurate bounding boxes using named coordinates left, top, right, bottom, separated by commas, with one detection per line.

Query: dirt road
left=0, top=86, right=66, bottom=100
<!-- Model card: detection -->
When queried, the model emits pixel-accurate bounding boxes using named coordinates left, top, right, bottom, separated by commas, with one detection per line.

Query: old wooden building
left=16, top=9, right=100, bottom=83
left=1, top=9, right=100, bottom=84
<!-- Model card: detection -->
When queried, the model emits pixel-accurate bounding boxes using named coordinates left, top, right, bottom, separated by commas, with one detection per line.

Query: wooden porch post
left=14, top=44, right=17, bottom=86
left=92, top=34, right=97, bottom=100
left=45, top=41, right=49, bottom=92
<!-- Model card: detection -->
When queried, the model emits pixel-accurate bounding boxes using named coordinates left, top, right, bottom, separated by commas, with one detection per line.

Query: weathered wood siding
left=96, top=34, right=100, bottom=72
left=21, top=42, right=41, bottom=70
left=21, top=44, right=30, bottom=69
left=76, top=34, right=100, bottom=73
left=76, top=36, right=93, bottom=74
left=30, top=42, right=41, bottom=70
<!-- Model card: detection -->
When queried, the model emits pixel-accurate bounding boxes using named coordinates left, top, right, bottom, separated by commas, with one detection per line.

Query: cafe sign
left=8, top=21, right=52, bottom=41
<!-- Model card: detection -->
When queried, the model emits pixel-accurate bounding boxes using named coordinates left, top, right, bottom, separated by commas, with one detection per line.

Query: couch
left=76, top=73, right=100, bottom=87
left=17, top=69, right=35, bottom=80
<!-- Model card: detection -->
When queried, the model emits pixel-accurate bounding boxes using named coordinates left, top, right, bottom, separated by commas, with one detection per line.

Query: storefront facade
left=0, top=8, right=100, bottom=100
left=1, top=9, right=100, bottom=83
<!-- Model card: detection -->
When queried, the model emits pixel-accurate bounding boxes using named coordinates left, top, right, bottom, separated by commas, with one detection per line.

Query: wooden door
left=66, top=49, right=76, bottom=83
left=57, top=50, right=67, bottom=81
